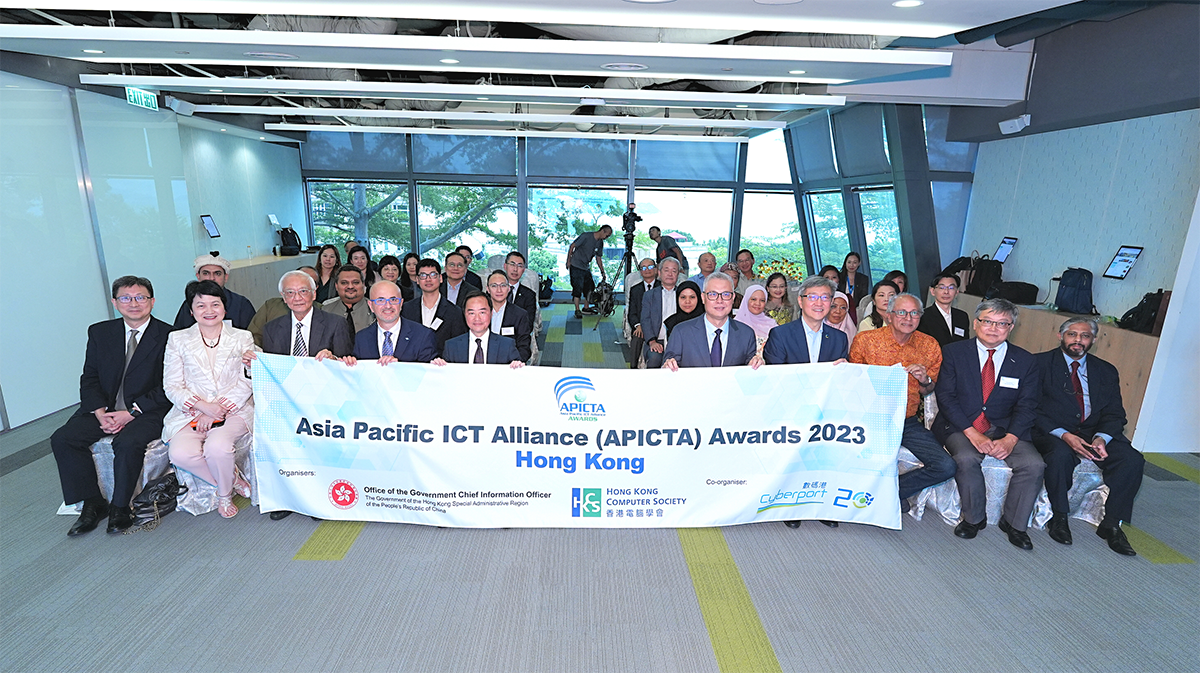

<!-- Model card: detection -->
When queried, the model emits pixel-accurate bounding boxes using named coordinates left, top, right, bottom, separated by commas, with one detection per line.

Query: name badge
left=953, top=327, right=965, bottom=336
left=999, top=376, right=1019, bottom=389
left=430, top=317, right=444, bottom=330
left=501, top=326, right=515, bottom=336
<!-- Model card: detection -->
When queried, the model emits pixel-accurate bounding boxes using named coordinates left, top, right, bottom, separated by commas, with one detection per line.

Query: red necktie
left=972, top=349, right=996, bottom=433
left=1070, top=361, right=1086, bottom=421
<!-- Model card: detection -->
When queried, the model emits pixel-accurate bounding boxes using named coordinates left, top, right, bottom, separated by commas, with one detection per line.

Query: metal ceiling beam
left=264, top=123, right=751, bottom=142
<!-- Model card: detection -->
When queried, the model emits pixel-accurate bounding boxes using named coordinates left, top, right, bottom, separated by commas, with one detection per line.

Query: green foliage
left=527, top=248, right=559, bottom=280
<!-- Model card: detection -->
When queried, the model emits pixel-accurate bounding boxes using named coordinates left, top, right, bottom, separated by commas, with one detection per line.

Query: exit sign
left=125, top=87, right=158, bottom=111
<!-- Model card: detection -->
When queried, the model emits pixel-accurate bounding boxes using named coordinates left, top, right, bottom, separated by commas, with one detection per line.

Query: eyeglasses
left=369, top=297, right=401, bottom=306
left=116, top=295, right=151, bottom=304
left=891, top=309, right=922, bottom=318
left=1063, top=330, right=1094, bottom=340
left=446, top=262, right=465, bottom=269
left=704, top=291, right=734, bottom=301
left=934, top=284, right=958, bottom=291
left=417, top=272, right=440, bottom=280
left=640, top=265, right=656, bottom=271
left=282, top=289, right=313, bottom=298
left=488, top=283, right=509, bottom=290
left=505, top=261, right=526, bottom=269
left=802, top=294, right=831, bottom=302
left=977, top=318, right=1014, bottom=329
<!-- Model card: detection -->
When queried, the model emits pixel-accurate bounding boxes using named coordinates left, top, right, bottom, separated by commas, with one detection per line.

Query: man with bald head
left=345, top=281, right=437, bottom=365
left=688, top=252, right=718, bottom=288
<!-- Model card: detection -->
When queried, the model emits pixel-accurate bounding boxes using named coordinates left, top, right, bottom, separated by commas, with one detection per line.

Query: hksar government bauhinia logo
left=554, top=376, right=605, bottom=417
left=329, top=479, right=358, bottom=509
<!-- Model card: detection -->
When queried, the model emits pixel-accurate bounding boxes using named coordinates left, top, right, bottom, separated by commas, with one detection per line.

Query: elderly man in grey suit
left=639, top=257, right=681, bottom=370
left=662, top=272, right=763, bottom=370
left=258, top=270, right=354, bottom=362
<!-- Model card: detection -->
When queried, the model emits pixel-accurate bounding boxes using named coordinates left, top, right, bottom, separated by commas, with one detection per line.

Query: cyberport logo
left=555, top=376, right=605, bottom=417
left=571, top=488, right=602, bottom=517
left=329, top=479, right=358, bottom=509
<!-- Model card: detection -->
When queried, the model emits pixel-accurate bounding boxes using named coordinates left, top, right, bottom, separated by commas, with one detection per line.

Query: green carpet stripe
left=678, top=528, right=782, bottom=673
left=294, top=521, right=366, bottom=561
left=582, top=342, right=605, bottom=362
left=1144, top=453, right=1200, bottom=484
left=1120, top=525, right=1195, bottom=564
left=545, top=326, right=566, bottom=343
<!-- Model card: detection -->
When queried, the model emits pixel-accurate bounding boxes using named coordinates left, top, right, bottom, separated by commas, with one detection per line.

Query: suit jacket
left=78, top=317, right=172, bottom=420
left=511, top=284, right=538, bottom=323
left=353, top=319, right=438, bottom=363
left=261, top=308, right=354, bottom=358
left=442, top=332, right=522, bottom=364
left=933, top=338, right=1040, bottom=442
left=322, top=297, right=375, bottom=339
left=247, top=298, right=289, bottom=348
left=440, top=279, right=473, bottom=308
left=463, top=272, right=483, bottom=289
left=640, top=284, right=676, bottom=344
left=1032, top=350, right=1128, bottom=441
left=161, top=324, right=256, bottom=440
left=627, top=279, right=658, bottom=330
left=401, top=295, right=468, bottom=357
left=492, top=303, right=532, bottom=362
left=918, top=305, right=970, bottom=347
left=662, top=316, right=758, bottom=367
left=761, top=320, right=849, bottom=364
left=173, top=289, right=256, bottom=331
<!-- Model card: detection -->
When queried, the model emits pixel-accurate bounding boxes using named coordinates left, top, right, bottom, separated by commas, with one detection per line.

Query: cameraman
left=567, top=225, right=613, bottom=319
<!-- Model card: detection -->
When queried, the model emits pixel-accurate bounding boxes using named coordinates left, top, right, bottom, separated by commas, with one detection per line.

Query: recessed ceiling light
left=892, top=0, right=924, bottom=7
left=220, top=128, right=227, bottom=132
left=243, top=51, right=299, bottom=60
left=789, top=70, right=807, bottom=75
left=209, top=89, right=223, bottom=93
left=621, top=0, right=676, bottom=4
left=721, top=67, right=734, bottom=72
left=440, top=58, right=460, bottom=64
left=477, top=97, right=489, bottom=100
left=82, top=49, right=104, bottom=54
left=259, top=136, right=266, bottom=140
left=736, top=104, right=749, bottom=108
left=602, top=63, right=649, bottom=71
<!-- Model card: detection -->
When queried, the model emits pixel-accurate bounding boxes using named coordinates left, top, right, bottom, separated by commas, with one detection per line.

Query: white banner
left=252, top=354, right=907, bottom=529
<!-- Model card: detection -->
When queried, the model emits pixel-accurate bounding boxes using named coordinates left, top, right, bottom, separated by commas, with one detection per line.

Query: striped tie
left=382, top=331, right=394, bottom=357
left=292, top=323, right=307, bottom=357
left=972, top=349, right=996, bottom=433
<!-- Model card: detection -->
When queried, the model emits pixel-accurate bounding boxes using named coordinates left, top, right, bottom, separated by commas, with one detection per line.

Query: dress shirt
left=936, top=303, right=954, bottom=332
left=688, top=272, right=710, bottom=287
left=421, top=300, right=438, bottom=327
left=491, top=304, right=507, bottom=335
left=376, top=321, right=400, bottom=356
left=849, top=327, right=942, bottom=418
left=976, top=340, right=1008, bottom=384
left=801, top=319, right=823, bottom=365
left=290, top=308, right=313, bottom=352
left=658, top=288, right=678, bottom=341
left=1050, top=353, right=1112, bottom=444
left=445, top=279, right=463, bottom=303
left=122, top=319, right=147, bottom=350
left=469, top=330, right=491, bottom=364
left=701, top=316, right=730, bottom=361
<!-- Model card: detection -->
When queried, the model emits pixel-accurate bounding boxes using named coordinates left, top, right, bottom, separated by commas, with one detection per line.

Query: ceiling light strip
left=264, top=123, right=750, bottom=143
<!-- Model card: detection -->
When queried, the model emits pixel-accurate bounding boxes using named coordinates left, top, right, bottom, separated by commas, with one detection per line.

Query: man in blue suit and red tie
left=344, top=281, right=438, bottom=366
left=762, top=276, right=849, bottom=365
left=934, top=298, right=1045, bottom=550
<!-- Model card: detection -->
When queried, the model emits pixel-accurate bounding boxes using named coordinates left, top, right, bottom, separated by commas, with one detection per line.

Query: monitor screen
left=1103, top=246, right=1143, bottom=280
left=199, top=214, right=220, bottom=238
left=993, top=236, right=1017, bottom=263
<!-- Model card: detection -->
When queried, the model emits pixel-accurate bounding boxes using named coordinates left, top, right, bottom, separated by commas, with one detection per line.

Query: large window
left=634, top=188, right=734, bottom=273
left=417, top=184, right=517, bottom=268
left=528, top=187, right=628, bottom=290
left=744, top=130, right=791, bottom=184
left=805, top=191, right=851, bottom=270
left=856, top=187, right=904, bottom=282
left=739, top=192, right=807, bottom=273
left=308, top=180, right=410, bottom=257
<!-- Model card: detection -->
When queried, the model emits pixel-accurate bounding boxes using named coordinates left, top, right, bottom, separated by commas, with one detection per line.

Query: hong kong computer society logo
left=554, top=376, right=605, bottom=417
left=329, top=479, right=358, bottom=509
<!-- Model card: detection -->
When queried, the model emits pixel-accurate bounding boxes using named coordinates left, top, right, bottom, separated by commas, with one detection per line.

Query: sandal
left=232, top=468, right=252, bottom=498
left=216, top=493, right=238, bottom=518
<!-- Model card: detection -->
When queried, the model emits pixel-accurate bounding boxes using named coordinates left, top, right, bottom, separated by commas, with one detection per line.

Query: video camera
left=622, top=203, right=642, bottom=235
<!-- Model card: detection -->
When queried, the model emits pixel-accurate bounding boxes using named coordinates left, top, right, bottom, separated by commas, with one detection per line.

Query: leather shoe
left=270, top=511, right=293, bottom=521
left=106, top=506, right=135, bottom=534
left=67, top=498, right=109, bottom=537
left=1097, top=525, right=1137, bottom=556
left=783, top=520, right=802, bottom=529
left=954, top=518, right=987, bottom=539
left=819, top=520, right=838, bottom=528
left=1047, top=514, right=1072, bottom=545
left=998, top=517, right=1033, bottom=550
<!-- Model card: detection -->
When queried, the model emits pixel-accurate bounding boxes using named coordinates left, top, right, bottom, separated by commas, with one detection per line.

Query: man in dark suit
left=486, top=270, right=532, bottom=362
left=625, top=258, right=658, bottom=368
left=934, top=298, right=1045, bottom=550
left=435, top=292, right=525, bottom=368
left=640, top=257, right=681, bottom=369
left=455, top=245, right=483, bottom=290
left=663, top=273, right=762, bottom=370
left=51, top=276, right=172, bottom=536
left=503, top=252, right=540, bottom=321
left=173, top=254, right=256, bottom=330
left=918, top=272, right=970, bottom=347
left=346, top=281, right=438, bottom=364
left=1032, top=318, right=1143, bottom=555
left=763, top=276, right=849, bottom=365
left=441, top=251, right=473, bottom=308
left=402, top=258, right=467, bottom=357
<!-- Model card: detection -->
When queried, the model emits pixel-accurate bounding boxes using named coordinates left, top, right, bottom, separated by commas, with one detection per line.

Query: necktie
left=292, top=323, right=308, bottom=357
left=474, top=338, right=484, bottom=364
left=511, top=285, right=518, bottom=302
left=382, top=331, right=394, bottom=357
left=710, top=328, right=723, bottom=367
left=972, top=348, right=996, bottom=433
left=345, top=304, right=356, bottom=339
left=1070, top=361, right=1086, bottom=421
left=114, top=329, right=138, bottom=411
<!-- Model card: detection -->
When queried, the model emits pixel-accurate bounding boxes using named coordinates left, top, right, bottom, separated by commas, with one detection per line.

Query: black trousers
left=1032, top=433, right=1144, bottom=526
left=51, top=411, right=163, bottom=507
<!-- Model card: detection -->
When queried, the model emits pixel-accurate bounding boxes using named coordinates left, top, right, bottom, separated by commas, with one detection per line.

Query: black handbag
left=126, top=472, right=188, bottom=533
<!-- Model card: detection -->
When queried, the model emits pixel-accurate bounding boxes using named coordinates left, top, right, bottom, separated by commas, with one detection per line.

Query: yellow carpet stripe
left=294, top=521, right=367, bottom=561
left=1119, top=525, right=1195, bottom=565
left=678, top=528, right=782, bottom=673
left=1144, top=453, right=1200, bottom=484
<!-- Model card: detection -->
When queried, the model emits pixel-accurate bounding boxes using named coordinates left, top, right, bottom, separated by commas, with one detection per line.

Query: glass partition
left=856, top=187, right=904, bottom=282
left=806, top=191, right=851, bottom=270
left=417, top=185, right=517, bottom=265
left=739, top=192, right=807, bottom=272
left=634, top=188, right=734, bottom=272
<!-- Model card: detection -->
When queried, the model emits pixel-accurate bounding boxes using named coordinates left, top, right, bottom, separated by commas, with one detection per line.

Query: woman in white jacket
left=163, top=280, right=257, bottom=518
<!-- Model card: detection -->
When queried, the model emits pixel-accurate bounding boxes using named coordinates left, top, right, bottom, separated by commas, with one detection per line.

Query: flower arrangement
left=756, top=259, right=806, bottom=281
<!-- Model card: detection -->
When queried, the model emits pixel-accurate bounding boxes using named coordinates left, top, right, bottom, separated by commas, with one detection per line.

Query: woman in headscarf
left=663, top=280, right=705, bottom=341
left=825, top=291, right=858, bottom=346
left=734, top=284, right=775, bottom=356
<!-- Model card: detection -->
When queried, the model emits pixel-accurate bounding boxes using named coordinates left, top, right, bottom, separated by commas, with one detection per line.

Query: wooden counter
left=226, top=253, right=317, bottom=308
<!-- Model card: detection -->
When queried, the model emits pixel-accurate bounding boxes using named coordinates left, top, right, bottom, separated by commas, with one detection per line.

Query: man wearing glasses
left=441, top=252, right=472, bottom=308
left=849, top=292, right=956, bottom=515
left=503, top=252, right=539, bottom=322
left=662, top=272, right=762, bottom=370
left=1032, top=319, right=1142, bottom=555
left=934, top=298, right=1044, bottom=550
left=918, top=272, right=970, bottom=346
left=173, top=254, right=256, bottom=331
left=344, top=281, right=437, bottom=365
left=52, top=276, right=172, bottom=536
left=401, top=258, right=467, bottom=358
left=486, top=270, right=533, bottom=362
left=762, top=276, right=849, bottom=366
left=626, top=258, right=658, bottom=369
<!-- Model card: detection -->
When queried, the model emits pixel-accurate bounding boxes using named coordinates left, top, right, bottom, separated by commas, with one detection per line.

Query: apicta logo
left=329, top=479, right=358, bottom=509
left=555, top=376, right=605, bottom=417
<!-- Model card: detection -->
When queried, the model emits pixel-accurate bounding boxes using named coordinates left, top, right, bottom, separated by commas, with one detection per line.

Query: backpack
left=278, top=227, right=301, bottom=256
left=1053, top=268, right=1096, bottom=314
left=966, top=255, right=1003, bottom=296
left=1118, top=289, right=1164, bottom=333
left=539, top=275, right=554, bottom=305
left=986, top=281, right=1040, bottom=304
